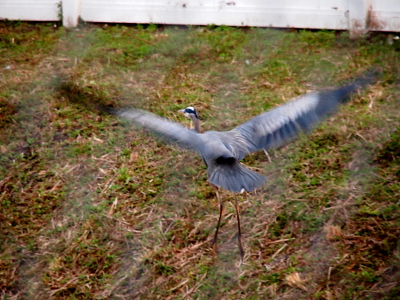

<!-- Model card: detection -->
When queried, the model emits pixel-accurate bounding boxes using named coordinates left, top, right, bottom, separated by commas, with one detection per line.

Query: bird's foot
left=212, top=242, right=218, bottom=254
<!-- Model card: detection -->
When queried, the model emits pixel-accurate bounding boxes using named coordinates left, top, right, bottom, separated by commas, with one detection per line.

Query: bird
left=111, top=70, right=378, bottom=260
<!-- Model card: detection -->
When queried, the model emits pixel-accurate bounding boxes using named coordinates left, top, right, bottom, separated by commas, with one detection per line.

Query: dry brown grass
left=0, top=22, right=399, bottom=299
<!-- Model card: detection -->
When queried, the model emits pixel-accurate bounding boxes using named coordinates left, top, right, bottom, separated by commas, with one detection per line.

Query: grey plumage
left=115, top=70, right=377, bottom=193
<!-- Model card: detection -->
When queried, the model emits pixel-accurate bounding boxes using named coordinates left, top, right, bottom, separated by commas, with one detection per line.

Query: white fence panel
left=0, top=0, right=399, bottom=34
left=370, top=0, right=400, bottom=32
left=80, top=0, right=350, bottom=30
left=0, top=0, right=60, bottom=21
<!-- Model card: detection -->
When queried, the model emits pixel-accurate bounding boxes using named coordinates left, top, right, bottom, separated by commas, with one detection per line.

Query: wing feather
left=116, top=109, right=201, bottom=151
left=229, top=70, right=378, bottom=156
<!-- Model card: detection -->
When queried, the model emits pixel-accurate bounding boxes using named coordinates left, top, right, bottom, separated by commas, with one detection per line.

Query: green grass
left=0, top=21, right=399, bottom=299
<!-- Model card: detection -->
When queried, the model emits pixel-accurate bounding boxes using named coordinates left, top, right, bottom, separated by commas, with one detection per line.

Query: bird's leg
left=212, top=184, right=224, bottom=253
left=263, top=149, right=272, bottom=162
left=234, top=193, right=244, bottom=261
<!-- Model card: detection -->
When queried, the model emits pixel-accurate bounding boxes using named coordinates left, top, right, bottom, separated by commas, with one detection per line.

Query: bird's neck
left=190, top=115, right=201, bottom=133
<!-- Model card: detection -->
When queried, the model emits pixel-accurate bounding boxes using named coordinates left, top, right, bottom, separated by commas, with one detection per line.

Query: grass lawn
left=0, top=21, right=399, bottom=299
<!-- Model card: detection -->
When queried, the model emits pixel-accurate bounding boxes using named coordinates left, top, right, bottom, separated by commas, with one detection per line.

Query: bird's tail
left=208, top=159, right=266, bottom=193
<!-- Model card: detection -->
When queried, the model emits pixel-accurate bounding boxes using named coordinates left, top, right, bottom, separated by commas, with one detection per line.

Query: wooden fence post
left=349, top=0, right=372, bottom=38
left=62, top=0, right=82, bottom=27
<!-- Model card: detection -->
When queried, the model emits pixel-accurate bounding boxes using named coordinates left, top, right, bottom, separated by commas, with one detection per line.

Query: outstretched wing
left=229, top=70, right=378, bottom=158
left=115, top=109, right=202, bottom=151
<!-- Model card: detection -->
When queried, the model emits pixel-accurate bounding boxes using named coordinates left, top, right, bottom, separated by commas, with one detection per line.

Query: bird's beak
left=178, top=109, right=185, bottom=114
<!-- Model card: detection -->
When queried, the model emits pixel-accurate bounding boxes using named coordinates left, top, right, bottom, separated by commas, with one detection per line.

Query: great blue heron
left=113, top=70, right=377, bottom=260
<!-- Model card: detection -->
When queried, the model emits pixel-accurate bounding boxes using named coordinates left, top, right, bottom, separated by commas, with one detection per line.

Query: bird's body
left=114, top=70, right=378, bottom=259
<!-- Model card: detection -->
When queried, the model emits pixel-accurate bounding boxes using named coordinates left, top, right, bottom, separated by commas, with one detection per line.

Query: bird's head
left=178, top=106, right=200, bottom=120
